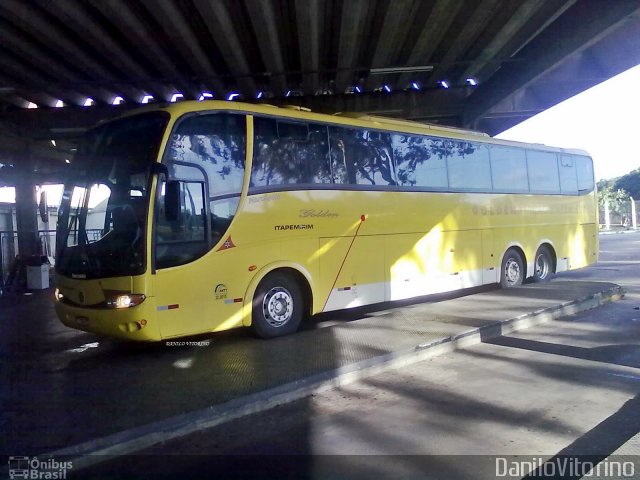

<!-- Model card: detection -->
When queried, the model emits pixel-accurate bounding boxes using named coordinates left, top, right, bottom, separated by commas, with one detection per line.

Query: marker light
left=440, top=80, right=449, bottom=89
left=112, top=96, right=124, bottom=105
left=383, top=84, right=391, bottom=93
left=411, top=82, right=420, bottom=90
left=355, top=86, right=362, bottom=93
left=83, top=98, right=94, bottom=106
left=227, top=92, right=240, bottom=101
left=198, top=92, right=213, bottom=101
left=51, top=140, right=57, bottom=147
left=55, top=100, right=64, bottom=108
left=170, top=93, right=184, bottom=102
left=466, top=78, right=477, bottom=86
left=27, top=102, right=38, bottom=109
left=141, top=95, right=154, bottom=104
left=256, top=91, right=264, bottom=99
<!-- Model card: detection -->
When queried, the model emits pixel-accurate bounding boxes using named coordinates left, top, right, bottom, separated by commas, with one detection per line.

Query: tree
left=614, top=168, right=640, bottom=199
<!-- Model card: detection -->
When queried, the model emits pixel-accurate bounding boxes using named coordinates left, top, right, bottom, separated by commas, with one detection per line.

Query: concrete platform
left=0, top=279, right=623, bottom=465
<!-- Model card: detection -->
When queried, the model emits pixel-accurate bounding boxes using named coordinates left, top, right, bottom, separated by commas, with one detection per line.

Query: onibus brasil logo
left=8, top=457, right=72, bottom=479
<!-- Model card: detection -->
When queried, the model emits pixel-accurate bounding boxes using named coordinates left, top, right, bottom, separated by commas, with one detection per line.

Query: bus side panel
left=320, top=236, right=385, bottom=312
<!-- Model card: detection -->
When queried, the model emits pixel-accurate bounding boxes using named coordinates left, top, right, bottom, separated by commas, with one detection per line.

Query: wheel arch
left=242, top=262, right=314, bottom=327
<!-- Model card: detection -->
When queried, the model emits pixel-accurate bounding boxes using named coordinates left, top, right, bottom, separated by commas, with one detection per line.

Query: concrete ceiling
left=1, top=0, right=639, bottom=184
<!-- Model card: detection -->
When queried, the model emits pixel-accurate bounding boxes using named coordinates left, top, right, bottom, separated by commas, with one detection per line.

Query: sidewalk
left=1, top=280, right=624, bottom=467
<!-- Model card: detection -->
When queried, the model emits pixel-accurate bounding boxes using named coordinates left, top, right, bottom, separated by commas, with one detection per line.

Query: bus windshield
left=56, top=112, right=169, bottom=279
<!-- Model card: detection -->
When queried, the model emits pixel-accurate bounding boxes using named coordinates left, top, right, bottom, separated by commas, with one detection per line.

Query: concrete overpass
left=0, top=0, right=639, bottom=264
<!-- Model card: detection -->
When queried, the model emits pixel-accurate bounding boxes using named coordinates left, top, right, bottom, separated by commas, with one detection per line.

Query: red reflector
left=360, top=214, right=366, bottom=222
left=249, top=265, right=257, bottom=271
left=140, top=319, right=147, bottom=326
left=167, top=304, right=179, bottom=310
left=233, top=298, right=243, bottom=303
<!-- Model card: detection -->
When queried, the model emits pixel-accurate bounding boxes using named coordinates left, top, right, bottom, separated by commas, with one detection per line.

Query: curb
left=42, top=284, right=626, bottom=470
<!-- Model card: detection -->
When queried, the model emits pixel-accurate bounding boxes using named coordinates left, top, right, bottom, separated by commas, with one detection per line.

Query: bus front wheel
left=251, top=272, right=304, bottom=338
left=500, top=249, right=525, bottom=288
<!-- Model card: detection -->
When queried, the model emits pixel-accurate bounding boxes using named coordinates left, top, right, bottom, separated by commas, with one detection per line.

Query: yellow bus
left=54, top=100, right=597, bottom=340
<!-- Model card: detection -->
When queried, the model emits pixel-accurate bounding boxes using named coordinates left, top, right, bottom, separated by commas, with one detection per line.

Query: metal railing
left=0, top=228, right=103, bottom=286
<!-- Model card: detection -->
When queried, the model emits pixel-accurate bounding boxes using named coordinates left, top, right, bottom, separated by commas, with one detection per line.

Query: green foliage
left=597, top=184, right=629, bottom=216
left=613, top=168, right=640, bottom=199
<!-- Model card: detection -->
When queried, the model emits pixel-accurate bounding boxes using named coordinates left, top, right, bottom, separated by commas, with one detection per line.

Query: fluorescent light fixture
left=411, top=82, right=420, bottom=90
left=370, top=65, right=434, bottom=75
left=55, top=100, right=64, bottom=108
left=112, top=96, right=124, bottom=105
left=466, top=78, right=477, bottom=86
left=198, top=92, right=213, bottom=101
left=227, top=92, right=240, bottom=101
left=141, top=95, right=154, bottom=104
left=256, top=91, right=264, bottom=99
left=439, top=80, right=449, bottom=89
left=51, top=140, right=57, bottom=147
left=383, top=84, right=391, bottom=93
left=83, top=98, right=94, bottom=106
left=170, top=93, right=184, bottom=102
left=285, top=90, right=291, bottom=97
left=355, top=86, right=362, bottom=93
left=65, top=159, right=71, bottom=164
left=27, top=102, right=38, bottom=109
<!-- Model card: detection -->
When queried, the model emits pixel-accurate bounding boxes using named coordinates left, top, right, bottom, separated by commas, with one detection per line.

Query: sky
left=497, top=64, right=640, bottom=181
left=1, top=64, right=639, bottom=204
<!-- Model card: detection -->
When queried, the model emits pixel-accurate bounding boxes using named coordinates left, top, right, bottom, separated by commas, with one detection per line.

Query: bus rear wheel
left=500, top=248, right=524, bottom=288
left=251, top=272, right=304, bottom=338
left=533, top=245, right=554, bottom=282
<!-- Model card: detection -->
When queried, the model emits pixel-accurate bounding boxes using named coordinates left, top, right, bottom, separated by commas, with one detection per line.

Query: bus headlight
left=54, top=288, right=64, bottom=302
left=105, top=292, right=146, bottom=309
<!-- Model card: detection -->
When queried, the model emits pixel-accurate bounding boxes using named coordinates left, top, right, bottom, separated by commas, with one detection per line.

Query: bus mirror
left=38, top=190, right=48, bottom=223
left=165, top=180, right=181, bottom=222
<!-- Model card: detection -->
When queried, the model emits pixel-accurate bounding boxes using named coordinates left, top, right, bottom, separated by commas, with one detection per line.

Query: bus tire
left=533, top=245, right=554, bottom=282
left=500, top=248, right=524, bottom=288
left=251, top=272, right=304, bottom=338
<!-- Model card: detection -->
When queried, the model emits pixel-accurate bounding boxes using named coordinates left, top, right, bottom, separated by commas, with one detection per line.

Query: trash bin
left=27, top=264, right=49, bottom=289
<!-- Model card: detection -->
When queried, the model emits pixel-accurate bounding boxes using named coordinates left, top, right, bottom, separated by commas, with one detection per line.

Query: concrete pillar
left=14, top=170, right=41, bottom=260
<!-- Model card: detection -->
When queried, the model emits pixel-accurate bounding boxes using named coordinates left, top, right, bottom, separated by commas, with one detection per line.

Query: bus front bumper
left=54, top=299, right=162, bottom=341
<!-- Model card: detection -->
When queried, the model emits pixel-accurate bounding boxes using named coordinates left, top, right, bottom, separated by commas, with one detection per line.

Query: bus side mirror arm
left=152, top=163, right=180, bottom=222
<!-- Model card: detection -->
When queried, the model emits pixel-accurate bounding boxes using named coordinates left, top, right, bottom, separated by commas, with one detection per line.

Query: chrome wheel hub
left=263, top=287, right=294, bottom=327
left=505, top=258, right=521, bottom=286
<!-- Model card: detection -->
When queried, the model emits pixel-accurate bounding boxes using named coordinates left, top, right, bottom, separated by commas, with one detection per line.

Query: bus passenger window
left=392, top=134, right=448, bottom=189
left=328, top=127, right=396, bottom=186
left=251, top=117, right=331, bottom=189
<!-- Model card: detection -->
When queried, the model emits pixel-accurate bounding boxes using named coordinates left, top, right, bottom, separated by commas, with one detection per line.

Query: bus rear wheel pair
left=500, top=245, right=554, bottom=288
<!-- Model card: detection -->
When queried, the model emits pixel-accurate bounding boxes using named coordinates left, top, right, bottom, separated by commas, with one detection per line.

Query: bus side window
left=559, top=154, right=578, bottom=194
left=392, top=134, right=448, bottom=189
left=527, top=151, right=560, bottom=194
left=251, top=117, right=331, bottom=188
left=328, top=126, right=396, bottom=186
left=575, top=155, right=594, bottom=193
